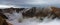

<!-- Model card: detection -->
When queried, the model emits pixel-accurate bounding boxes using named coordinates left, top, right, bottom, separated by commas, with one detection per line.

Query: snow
left=5, top=12, right=60, bottom=25
left=7, top=17, right=60, bottom=25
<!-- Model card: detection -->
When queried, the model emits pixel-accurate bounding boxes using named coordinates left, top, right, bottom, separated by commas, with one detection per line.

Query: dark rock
left=22, top=7, right=36, bottom=18
left=0, top=13, right=8, bottom=19
left=0, top=15, right=8, bottom=25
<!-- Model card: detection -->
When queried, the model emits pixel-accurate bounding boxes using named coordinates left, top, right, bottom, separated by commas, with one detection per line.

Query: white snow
left=5, top=12, right=60, bottom=25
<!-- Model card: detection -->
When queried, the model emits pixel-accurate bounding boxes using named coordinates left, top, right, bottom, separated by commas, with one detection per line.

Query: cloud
left=0, top=0, right=60, bottom=8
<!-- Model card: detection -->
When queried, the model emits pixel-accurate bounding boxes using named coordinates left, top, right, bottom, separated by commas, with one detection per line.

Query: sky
left=0, top=0, right=60, bottom=8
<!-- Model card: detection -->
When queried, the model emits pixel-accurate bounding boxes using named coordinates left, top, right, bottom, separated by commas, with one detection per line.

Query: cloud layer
left=0, top=0, right=60, bottom=8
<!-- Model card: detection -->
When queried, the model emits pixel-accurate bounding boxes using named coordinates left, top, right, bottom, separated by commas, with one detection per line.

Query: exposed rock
left=0, top=13, right=8, bottom=19
left=0, top=14, right=8, bottom=25
left=22, top=7, right=36, bottom=18
left=1, top=7, right=25, bottom=14
left=50, top=7, right=60, bottom=19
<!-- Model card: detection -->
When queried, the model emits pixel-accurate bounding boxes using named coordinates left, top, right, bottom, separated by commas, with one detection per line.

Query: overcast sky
left=0, top=0, right=60, bottom=8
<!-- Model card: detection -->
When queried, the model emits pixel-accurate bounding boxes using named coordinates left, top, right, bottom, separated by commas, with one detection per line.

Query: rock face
left=50, top=7, right=60, bottom=19
left=0, top=13, right=8, bottom=19
left=2, top=7, right=25, bottom=14
left=0, top=7, right=60, bottom=24
left=35, top=8, right=46, bottom=17
left=0, top=13, right=13, bottom=25
left=0, top=7, right=25, bottom=24
left=22, top=7, right=36, bottom=18
left=22, top=7, right=60, bottom=19
left=22, top=7, right=51, bottom=18
left=0, top=7, right=52, bottom=19
left=0, top=13, right=8, bottom=25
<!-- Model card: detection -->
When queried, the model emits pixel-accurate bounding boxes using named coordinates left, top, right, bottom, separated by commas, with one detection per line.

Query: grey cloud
left=0, top=0, right=60, bottom=8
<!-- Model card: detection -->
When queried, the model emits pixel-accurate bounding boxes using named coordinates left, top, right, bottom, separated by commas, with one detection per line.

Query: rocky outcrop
left=0, top=13, right=8, bottom=25
left=0, top=7, right=60, bottom=21
left=50, top=7, right=60, bottom=19
left=0, top=8, right=11, bottom=25
left=0, top=13, right=8, bottom=19
left=22, top=7, right=36, bottom=18
left=2, top=7, right=25, bottom=14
